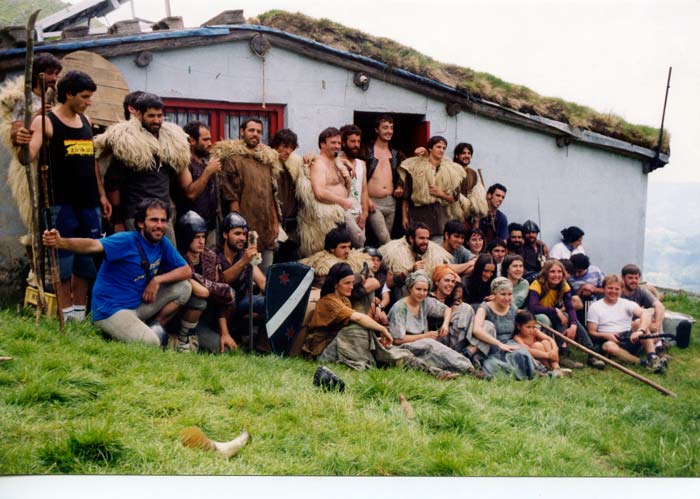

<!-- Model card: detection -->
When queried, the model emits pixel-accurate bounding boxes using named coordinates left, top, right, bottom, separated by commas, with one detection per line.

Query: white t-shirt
left=348, top=158, right=365, bottom=216
left=587, top=298, right=638, bottom=333
left=549, top=242, right=586, bottom=260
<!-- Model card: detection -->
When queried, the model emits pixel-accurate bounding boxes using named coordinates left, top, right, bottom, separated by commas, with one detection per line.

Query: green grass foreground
left=0, top=294, right=698, bottom=476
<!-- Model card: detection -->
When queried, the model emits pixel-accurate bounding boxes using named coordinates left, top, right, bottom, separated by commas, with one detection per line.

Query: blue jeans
left=49, top=205, right=102, bottom=280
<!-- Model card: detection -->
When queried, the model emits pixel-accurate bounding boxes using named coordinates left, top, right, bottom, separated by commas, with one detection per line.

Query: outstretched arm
left=42, top=228, right=103, bottom=254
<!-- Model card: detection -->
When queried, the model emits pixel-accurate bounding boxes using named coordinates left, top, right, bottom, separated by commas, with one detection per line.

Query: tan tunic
left=302, top=294, right=354, bottom=358
left=221, top=153, right=278, bottom=251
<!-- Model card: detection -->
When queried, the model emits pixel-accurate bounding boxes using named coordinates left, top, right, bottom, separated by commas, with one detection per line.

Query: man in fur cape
left=399, top=136, right=466, bottom=241
left=0, top=53, right=62, bottom=245
left=379, top=222, right=453, bottom=302
left=270, top=128, right=303, bottom=261
left=97, top=92, right=189, bottom=243
left=215, top=118, right=281, bottom=274
left=294, top=153, right=345, bottom=258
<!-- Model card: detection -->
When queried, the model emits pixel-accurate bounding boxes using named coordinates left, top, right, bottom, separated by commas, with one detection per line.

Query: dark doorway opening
left=353, top=111, right=429, bottom=158
left=353, top=112, right=430, bottom=244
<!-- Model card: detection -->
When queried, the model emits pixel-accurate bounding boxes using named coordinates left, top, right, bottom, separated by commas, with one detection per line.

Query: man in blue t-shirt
left=43, top=198, right=192, bottom=347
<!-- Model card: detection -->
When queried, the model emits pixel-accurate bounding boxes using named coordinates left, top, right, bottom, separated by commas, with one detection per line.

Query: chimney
left=152, top=16, right=185, bottom=31
left=62, top=25, right=90, bottom=39
left=0, top=26, right=28, bottom=49
left=201, top=10, right=245, bottom=27
left=108, top=19, right=141, bottom=35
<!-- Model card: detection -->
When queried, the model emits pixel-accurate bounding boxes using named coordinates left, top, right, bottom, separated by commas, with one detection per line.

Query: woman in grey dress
left=388, top=270, right=485, bottom=378
left=471, top=277, right=538, bottom=379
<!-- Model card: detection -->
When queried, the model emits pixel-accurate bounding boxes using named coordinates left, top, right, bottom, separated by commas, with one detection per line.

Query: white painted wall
left=0, top=39, right=648, bottom=274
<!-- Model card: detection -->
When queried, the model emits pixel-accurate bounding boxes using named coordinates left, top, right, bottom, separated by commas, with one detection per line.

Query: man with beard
left=42, top=198, right=192, bottom=347
left=453, top=143, right=488, bottom=228
left=478, top=183, right=508, bottom=245
left=506, top=223, right=525, bottom=256
left=309, top=126, right=365, bottom=247
left=178, top=120, right=221, bottom=247
left=99, top=93, right=190, bottom=244
left=339, top=124, right=368, bottom=247
left=379, top=222, right=453, bottom=302
left=26, top=71, right=111, bottom=322
left=521, top=220, right=548, bottom=280
left=365, top=114, right=404, bottom=245
left=620, top=264, right=666, bottom=335
left=216, top=118, right=280, bottom=274
left=215, top=211, right=269, bottom=350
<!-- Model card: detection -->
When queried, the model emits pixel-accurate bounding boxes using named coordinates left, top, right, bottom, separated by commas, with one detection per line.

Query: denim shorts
left=49, top=205, right=102, bottom=280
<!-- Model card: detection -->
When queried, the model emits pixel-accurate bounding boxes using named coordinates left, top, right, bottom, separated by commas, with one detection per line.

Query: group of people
left=0, top=55, right=673, bottom=381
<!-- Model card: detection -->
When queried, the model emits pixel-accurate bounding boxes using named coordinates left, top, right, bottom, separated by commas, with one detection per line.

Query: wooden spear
left=538, top=321, right=676, bottom=397
left=20, top=10, right=48, bottom=321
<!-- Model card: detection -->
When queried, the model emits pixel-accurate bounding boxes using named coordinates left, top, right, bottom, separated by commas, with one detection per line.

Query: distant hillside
left=0, top=0, right=67, bottom=26
left=644, top=182, right=700, bottom=292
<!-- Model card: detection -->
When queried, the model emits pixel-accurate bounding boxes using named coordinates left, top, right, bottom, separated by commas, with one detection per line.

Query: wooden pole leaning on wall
left=537, top=321, right=676, bottom=397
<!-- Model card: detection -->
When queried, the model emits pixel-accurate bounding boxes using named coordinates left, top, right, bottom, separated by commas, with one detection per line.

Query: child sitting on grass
left=513, top=310, right=572, bottom=378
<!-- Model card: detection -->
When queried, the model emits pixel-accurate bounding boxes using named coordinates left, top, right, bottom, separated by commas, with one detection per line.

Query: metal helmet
left=223, top=211, right=248, bottom=232
left=363, top=246, right=383, bottom=260
left=522, top=220, right=540, bottom=234
left=176, top=210, right=208, bottom=253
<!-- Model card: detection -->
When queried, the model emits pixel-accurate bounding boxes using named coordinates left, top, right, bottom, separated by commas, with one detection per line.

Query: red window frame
left=162, top=98, right=285, bottom=143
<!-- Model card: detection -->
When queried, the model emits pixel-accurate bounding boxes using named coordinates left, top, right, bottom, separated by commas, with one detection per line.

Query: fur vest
left=299, top=249, right=372, bottom=277
left=94, top=118, right=189, bottom=173
left=277, top=151, right=303, bottom=184
left=378, top=238, right=453, bottom=277
left=295, top=157, right=345, bottom=257
left=399, top=155, right=465, bottom=207
left=213, top=138, right=279, bottom=170
left=1, top=77, right=32, bottom=244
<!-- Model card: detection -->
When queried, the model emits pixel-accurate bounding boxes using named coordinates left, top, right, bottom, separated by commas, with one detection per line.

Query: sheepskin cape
left=94, top=118, right=189, bottom=173
left=1, top=76, right=33, bottom=244
left=450, top=170, right=489, bottom=221
left=295, top=156, right=345, bottom=258
left=378, top=237, right=453, bottom=277
left=398, top=155, right=465, bottom=207
left=278, top=151, right=303, bottom=183
left=299, top=249, right=372, bottom=277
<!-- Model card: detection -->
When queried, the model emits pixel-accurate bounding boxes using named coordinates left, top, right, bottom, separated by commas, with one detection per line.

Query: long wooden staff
left=538, top=321, right=676, bottom=397
left=20, top=10, right=48, bottom=320
left=39, top=74, right=64, bottom=330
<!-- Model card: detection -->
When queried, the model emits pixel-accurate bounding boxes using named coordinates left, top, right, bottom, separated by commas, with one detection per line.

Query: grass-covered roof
left=254, top=10, right=669, bottom=154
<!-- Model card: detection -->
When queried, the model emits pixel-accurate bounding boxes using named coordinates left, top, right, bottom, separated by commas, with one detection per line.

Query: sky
left=93, top=0, right=700, bottom=184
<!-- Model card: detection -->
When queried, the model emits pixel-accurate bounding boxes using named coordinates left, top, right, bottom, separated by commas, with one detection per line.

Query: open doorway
left=353, top=111, right=429, bottom=158
left=353, top=111, right=429, bottom=244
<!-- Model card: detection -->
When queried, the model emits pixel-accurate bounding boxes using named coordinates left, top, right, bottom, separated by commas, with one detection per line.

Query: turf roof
left=254, top=10, right=670, bottom=155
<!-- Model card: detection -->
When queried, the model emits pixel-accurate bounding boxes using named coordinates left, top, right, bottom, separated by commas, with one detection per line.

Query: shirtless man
left=366, top=115, right=404, bottom=245
left=310, top=127, right=365, bottom=247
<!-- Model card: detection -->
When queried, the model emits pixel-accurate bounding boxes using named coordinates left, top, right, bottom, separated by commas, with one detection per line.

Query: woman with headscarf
left=470, top=277, right=539, bottom=379
left=302, top=263, right=458, bottom=379
left=549, top=226, right=586, bottom=260
left=429, top=265, right=476, bottom=354
left=387, top=270, right=485, bottom=378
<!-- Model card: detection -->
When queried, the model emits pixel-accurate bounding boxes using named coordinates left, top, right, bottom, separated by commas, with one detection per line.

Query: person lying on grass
left=586, top=273, right=666, bottom=373
left=513, top=310, right=571, bottom=377
left=301, top=262, right=458, bottom=380
left=42, top=198, right=192, bottom=347
left=388, top=270, right=487, bottom=379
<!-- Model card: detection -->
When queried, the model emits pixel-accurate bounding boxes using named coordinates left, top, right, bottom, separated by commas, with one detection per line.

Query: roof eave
left=0, top=23, right=668, bottom=168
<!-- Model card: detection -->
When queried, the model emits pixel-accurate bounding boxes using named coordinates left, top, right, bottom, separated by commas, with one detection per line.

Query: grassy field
left=0, top=294, right=698, bottom=476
